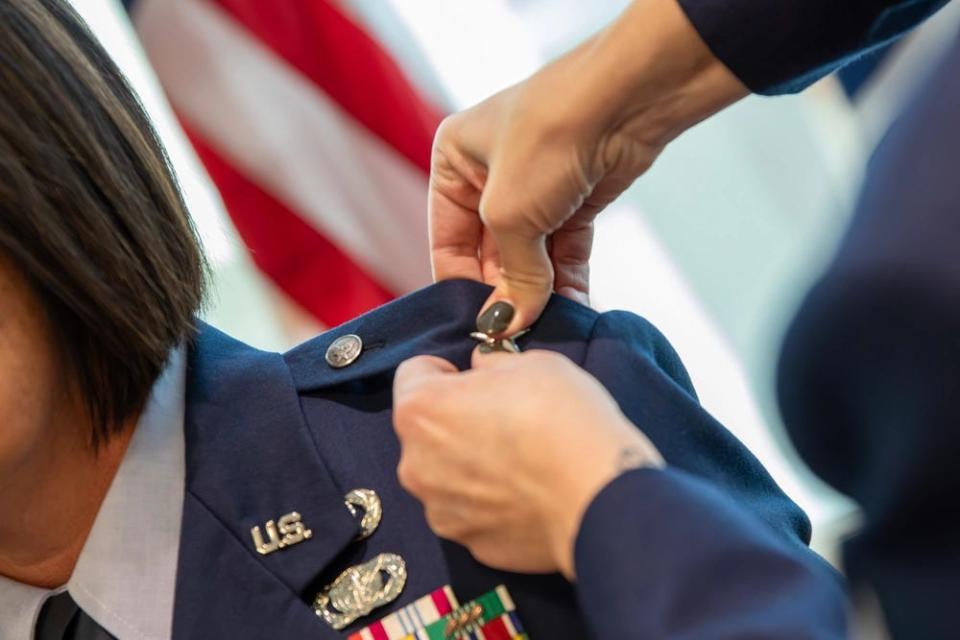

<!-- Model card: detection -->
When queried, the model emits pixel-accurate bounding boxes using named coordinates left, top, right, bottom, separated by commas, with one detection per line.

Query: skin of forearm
left=579, top=0, right=750, bottom=149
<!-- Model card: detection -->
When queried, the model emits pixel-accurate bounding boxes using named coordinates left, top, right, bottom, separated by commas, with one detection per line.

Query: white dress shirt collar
left=0, top=348, right=187, bottom=640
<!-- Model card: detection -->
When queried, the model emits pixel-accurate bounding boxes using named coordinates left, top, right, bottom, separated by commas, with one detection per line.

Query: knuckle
left=394, top=388, right=432, bottom=424
left=392, top=407, right=415, bottom=438
left=396, top=459, right=423, bottom=495
left=434, top=114, right=465, bottom=149
left=424, top=509, right=458, bottom=539
left=465, top=540, right=500, bottom=568
left=503, top=268, right=554, bottom=293
left=393, top=356, right=423, bottom=384
left=423, top=508, right=443, bottom=533
left=480, top=201, right=526, bottom=233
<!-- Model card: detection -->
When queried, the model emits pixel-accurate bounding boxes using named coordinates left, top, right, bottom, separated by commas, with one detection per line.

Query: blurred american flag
left=124, top=0, right=445, bottom=327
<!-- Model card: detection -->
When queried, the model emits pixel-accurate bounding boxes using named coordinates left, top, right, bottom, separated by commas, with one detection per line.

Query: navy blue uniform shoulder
left=284, top=278, right=599, bottom=390
left=589, top=309, right=697, bottom=399
left=584, top=309, right=814, bottom=548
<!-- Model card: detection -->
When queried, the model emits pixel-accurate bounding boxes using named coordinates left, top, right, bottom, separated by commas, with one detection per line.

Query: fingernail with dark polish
left=477, top=301, right=514, bottom=335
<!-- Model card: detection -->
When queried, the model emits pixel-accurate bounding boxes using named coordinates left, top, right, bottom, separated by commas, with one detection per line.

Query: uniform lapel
left=172, top=323, right=359, bottom=638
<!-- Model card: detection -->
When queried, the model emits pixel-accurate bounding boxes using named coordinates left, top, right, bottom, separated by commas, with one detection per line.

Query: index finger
left=430, top=188, right=483, bottom=283
left=429, top=134, right=487, bottom=283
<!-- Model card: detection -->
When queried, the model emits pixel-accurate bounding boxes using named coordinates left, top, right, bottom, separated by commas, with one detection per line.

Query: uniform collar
left=0, top=348, right=187, bottom=640
left=69, top=347, right=187, bottom=639
left=173, top=323, right=363, bottom=638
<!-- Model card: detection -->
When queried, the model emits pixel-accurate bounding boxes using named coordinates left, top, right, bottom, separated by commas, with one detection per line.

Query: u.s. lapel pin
left=251, top=511, right=312, bottom=555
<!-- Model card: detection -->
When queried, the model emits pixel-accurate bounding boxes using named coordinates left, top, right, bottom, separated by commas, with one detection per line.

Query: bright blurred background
left=69, top=0, right=960, bottom=565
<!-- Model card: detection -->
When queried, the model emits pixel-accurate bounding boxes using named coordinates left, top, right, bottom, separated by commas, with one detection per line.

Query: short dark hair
left=0, top=0, right=205, bottom=445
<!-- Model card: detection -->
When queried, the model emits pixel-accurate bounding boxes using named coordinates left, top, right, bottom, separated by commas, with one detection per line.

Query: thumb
left=393, top=355, right=459, bottom=405
left=477, top=186, right=554, bottom=338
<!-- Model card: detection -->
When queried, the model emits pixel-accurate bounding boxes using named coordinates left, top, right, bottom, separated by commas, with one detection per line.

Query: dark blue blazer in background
left=778, top=32, right=960, bottom=640
left=171, top=280, right=844, bottom=639
left=673, top=0, right=960, bottom=637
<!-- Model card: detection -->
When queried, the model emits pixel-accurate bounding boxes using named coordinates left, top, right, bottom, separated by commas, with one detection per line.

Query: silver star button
left=325, top=334, right=363, bottom=368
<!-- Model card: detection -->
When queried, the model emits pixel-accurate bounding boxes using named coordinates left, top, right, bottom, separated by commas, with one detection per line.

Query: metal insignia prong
left=344, top=488, right=382, bottom=541
left=470, top=329, right=528, bottom=353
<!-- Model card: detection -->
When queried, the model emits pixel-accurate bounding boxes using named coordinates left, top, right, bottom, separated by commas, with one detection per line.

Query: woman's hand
left=392, top=348, right=663, bottom=578
left=429, top=0, right=747, bottom=336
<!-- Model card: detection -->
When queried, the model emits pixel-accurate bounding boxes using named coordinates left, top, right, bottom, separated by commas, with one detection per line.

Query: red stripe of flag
left=209, top=0, right=443, bottom=172
left=184, top=125, right=394, bottom=327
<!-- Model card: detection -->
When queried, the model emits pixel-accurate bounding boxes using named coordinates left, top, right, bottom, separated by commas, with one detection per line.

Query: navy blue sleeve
left=575, top=468, right=847, bottom=640
left=573, top=311, right=848, bottom=638
left=677, top=0, right=951, bottom=94
left=584, top=311, right=814, bottom=547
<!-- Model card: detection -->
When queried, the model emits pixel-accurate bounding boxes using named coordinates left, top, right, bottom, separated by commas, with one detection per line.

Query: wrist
left=584, top=0, right=748, bottom=148
left=542, top=425, right=664, bottom=579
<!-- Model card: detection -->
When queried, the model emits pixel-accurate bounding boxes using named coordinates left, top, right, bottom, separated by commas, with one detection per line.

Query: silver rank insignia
left=313, top=553, right=408, bottom=629
left=344, top=488, right=382, bottom=541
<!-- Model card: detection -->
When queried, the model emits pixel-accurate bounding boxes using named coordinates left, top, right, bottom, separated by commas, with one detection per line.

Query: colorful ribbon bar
left=348, top=585, right=459, bottom=640
left=409, top=585, right=528, bottom=640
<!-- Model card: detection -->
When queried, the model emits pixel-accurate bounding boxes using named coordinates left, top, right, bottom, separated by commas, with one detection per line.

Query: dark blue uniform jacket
left=172, top=280, right=844, bottom=639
